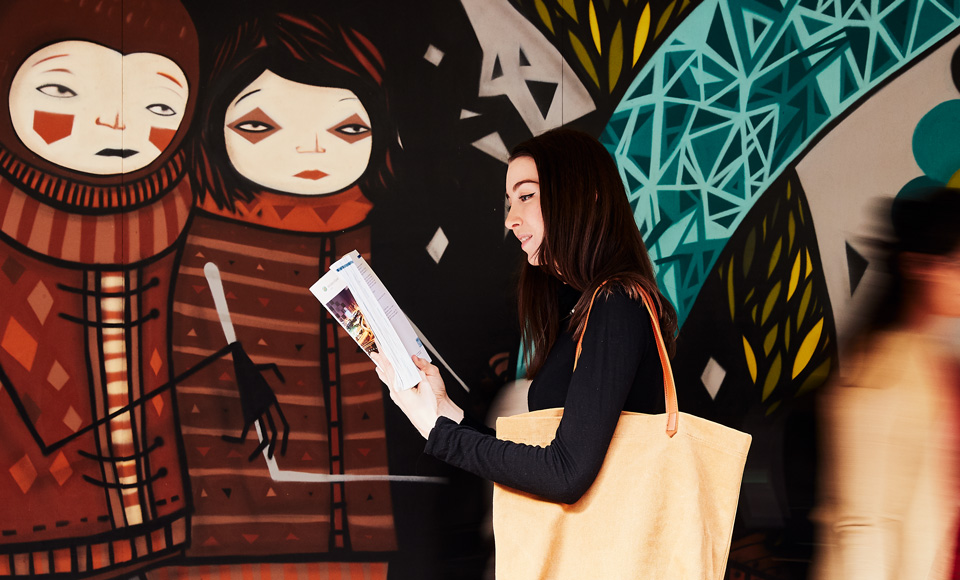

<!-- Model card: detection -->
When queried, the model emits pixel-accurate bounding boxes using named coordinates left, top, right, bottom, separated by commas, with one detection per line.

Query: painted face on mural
left=8, top=40, right=189, bottom=176
left=223, top=70, right=373, bottom=196
left=505, top=155, right=544, bottom=265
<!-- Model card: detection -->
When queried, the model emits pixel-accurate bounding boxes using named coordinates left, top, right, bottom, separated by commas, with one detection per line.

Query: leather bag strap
left=574, top=281, right=679, bottom=437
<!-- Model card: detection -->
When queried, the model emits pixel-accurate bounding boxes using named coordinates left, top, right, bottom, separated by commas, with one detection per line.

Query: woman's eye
left=335, top=123, right=370, bottom=136
left=146, top=103, right=177, bottom=117
left=36, top=84, right=77, bottom=98
left=519, top=193, right=534, bottom=202
left=234, top=121, right=276, bottom=133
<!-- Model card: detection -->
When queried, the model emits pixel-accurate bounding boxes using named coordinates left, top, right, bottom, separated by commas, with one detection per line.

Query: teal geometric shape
left=916, top=0, right=955, bottom=46
left=603, top=0, right=960, bottom=326
left=882, top=0, right=914, bottom=54
left=801, top=13, right=833, bottom=35
left=709, top=5, right=739, bottom=66
left=691, top=126, right=733, bottom=176
left=912, top=99, right=960, bottom=182
left=870, top=37, right=899, bottom=78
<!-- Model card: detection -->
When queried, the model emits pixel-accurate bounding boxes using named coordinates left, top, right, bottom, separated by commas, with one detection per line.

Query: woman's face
left=505, top=155, right=544, bottom=266
left=223, top=69, right=373, bottom=196
left=8, top=40, right=189, bottom=175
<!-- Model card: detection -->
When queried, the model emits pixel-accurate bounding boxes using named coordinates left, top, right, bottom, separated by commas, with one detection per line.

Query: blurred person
left=812, top=187, right=960, bottom=580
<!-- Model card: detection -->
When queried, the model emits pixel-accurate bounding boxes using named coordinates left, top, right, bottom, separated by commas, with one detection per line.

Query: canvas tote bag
left=493, top=284, right=752, bottom=579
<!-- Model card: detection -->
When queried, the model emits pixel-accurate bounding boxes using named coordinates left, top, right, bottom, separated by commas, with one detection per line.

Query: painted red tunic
left=170, top=187, right=397, bottom=559
left=0, top=149, right=192, bottom=577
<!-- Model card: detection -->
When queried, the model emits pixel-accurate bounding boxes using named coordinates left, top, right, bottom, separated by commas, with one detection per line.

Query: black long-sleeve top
left=424, top=284, right=665, bottom=504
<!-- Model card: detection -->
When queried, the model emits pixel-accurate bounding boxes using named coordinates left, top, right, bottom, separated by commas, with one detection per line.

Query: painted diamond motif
left=149, top=349, right=163, bottom=376
left=63, top=406, right=83, bottom=433
left=424, top=44, right=444, bottom=66
left=49, top=451, right=73, bottom=486
left=426, top=228, right=449, bottom=263
left=27, top=281, right=54, bottom=324
left=47, top=360, right=69, bottom=391
left=9, top=454, right=37, bottom=494
left=1, top=317, right=37, bottom=371
left=701, top=357, right=727, bottom=400
left=152, top=394, right=165, bottom=417
left=1, top=257, right=24, bottom=284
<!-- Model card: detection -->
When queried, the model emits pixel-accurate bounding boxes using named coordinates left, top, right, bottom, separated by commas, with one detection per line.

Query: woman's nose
left=95, top=112, right=126, bottom=130
left=296, top=133, right=326, bottom=153
left=505, top=203, right=520, bottom=229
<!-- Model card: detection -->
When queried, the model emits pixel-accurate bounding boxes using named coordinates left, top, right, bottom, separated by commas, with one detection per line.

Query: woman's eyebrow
left=157, top=71, right=183, bottom=88
left=512, top=179, right=539, bottom=191
left=33, top=54, right=69, bottom=67
left=234, top=88, right=262, bottom=106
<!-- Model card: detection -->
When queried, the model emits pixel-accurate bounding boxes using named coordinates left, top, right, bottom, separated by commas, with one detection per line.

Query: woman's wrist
left=438, top=398, right=464, bottom=424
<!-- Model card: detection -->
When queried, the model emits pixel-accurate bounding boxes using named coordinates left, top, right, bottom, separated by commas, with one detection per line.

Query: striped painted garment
left=170, top=186, right=396, bottom=568
left=0, top=152, right=193, bottom=578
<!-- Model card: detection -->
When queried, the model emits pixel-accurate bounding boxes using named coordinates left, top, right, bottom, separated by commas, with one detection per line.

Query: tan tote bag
left=493, top=284, right=752, bottom=579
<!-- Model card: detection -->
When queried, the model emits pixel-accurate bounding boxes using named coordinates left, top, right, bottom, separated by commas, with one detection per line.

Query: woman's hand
left=370, top=352, right=464, bottom=439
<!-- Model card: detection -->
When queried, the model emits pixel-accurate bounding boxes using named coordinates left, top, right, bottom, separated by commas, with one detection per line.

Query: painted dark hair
left=191, top=11, right=396, bottom=212
left=512, top=128, right=678, bottom=378
left=864, top=186, right=960, bottom=333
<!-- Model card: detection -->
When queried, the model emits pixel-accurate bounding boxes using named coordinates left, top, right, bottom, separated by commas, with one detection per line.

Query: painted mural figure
left=0, top=0, right=198, bottom=576
left=170, top=11, right=400, bottom=563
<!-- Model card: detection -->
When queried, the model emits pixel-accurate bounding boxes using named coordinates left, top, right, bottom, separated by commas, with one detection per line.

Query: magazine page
left=344, top=250, right=431, bottom=362
left=310, top=266, right=421, bottom=390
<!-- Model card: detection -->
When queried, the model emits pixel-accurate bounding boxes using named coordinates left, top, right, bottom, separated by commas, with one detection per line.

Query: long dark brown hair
left=513, top=128, right=678, bottom=378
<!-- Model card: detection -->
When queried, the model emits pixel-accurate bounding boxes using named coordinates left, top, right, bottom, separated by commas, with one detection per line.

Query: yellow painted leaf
left=762, top=352, right=781, bottom=401
left=788, top=212, right=795, bottom=250
left=727, top=257, right=736, bottom=321
left=751, top=304, right=757, bottom=323
left=805, top=248, right=812, bottom=278
left=797, top=280, right=811, bottom=327
left=655, top=0, right=676, bottom=38
left=767, top=237, right=782, bottom=278
left=609, top=21, right=623, bottom=92
left=535, top=0, right=555, bottom=34
left=799, top=197, right=806, bottom=224
left=787, top=252, right=801, bottom=300
left=764, top=324, right=778, bottom=356
left=797, top=358, right=831, bottom=397
left=559, top=0, right=579, bottom=22
left=744, top=287, right=754, bottom=303
left=568, top=32, right=600, bottom=87
left=633, top=4, right=651, bottom=65
left=589, top=0, right=602, bottom=54
left=744, top=228, right=756, bottom=277
left=784, top=316, right=791, bottom=351
left=792, top=318, right=824, bottom=379
left=786, top=180, right=792, bottom=200
left=766, top=400, right=781, bottom=416
left=761, top=281, right=781, bottom=325
left=742, top=336, right=757, bottom=383
left=762, top=216, right=767, bottom=239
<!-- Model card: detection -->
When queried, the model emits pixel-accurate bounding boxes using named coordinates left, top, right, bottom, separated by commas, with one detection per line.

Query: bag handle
left=574, top=282, right=679, bottom=437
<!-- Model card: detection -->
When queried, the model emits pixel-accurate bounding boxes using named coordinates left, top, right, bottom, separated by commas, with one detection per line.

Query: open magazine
left=309, top=250, right=429, bottom=390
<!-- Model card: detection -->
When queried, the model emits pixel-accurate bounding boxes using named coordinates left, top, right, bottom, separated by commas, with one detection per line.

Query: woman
left=375, top=128, right=677, bottom=503
left=171, top=10, right=400, bottom=559
left=812, top=187, right=960, bottom=580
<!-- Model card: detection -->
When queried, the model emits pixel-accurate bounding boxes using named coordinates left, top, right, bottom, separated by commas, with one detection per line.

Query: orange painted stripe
left=113, top=539, right=132, bottom=563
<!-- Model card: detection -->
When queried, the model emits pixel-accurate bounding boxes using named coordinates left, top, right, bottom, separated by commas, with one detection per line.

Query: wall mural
left=0, top=0, right=957, bottom=579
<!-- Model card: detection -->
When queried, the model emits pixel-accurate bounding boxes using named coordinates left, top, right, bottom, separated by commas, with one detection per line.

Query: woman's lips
left=295, top=169, right=328, bottom=180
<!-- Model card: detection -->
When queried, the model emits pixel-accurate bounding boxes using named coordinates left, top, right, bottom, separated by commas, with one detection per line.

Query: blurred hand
left=371, top=353, right=464, bottom=439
